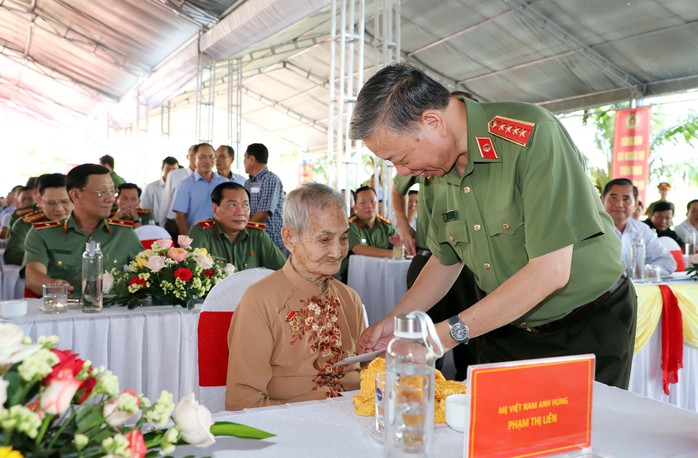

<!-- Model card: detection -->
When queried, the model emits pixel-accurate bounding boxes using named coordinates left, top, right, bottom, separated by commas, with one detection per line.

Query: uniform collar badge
left=476, top=137, right=498, bottom=159
left=442, top=210, right=458, bottom=223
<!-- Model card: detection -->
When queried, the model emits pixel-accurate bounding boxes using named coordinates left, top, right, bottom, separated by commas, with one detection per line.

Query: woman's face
left=284, top=207, right=349, bottom=282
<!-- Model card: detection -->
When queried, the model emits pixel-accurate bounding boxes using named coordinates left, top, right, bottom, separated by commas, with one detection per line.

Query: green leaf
left=75, top=404, right=103, bottom=430
left=210, top=421, right=275, bottom=440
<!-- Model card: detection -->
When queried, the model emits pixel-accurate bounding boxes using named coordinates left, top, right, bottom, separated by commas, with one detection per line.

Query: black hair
left=211, top=182, right=250, bottom=205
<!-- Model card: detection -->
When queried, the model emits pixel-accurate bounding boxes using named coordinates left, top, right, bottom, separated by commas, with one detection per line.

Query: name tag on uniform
left=442, top=210, right=458, bottom=222
left=250, top=186, right=261, bottom=194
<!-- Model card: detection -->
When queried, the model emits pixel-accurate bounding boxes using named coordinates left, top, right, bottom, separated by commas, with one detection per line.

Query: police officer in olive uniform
left=4, top=174, right=73, bottom=266
left=9, top=187, right=39, bottom=228
left=23, top=164, right=142, bottom=297
left=351, top=64, right=635, bottom=389
left=189, top=182, right=285, bottom=272
left=341, top=185, right=399, bottom=281
left=112, top=183, right=155, bottom=228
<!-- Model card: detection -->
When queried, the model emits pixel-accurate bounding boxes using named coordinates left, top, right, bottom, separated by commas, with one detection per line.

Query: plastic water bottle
left=383, top=311, right=443, bottom=458
left=685, top=230, right=697, bottom=256
left=82, top=241, right=103, bottom=313
left=630, top=237, right=646, bottom=281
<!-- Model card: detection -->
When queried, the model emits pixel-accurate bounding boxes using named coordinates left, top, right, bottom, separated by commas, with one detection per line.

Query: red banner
left=611, top=107, right=651, bottom=205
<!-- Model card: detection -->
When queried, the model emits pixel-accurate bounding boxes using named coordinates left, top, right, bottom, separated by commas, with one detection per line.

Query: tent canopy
left=1, top=0, right=697, bottom=150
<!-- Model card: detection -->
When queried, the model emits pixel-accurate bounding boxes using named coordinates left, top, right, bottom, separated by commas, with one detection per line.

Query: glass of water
left=371, top=372, right=386, bottom=442
left=41, top=283, right=68, bottom=314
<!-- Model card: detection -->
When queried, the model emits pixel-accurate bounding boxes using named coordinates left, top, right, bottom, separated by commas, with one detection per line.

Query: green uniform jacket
left=342, top=214, right=397, bottom=277
left=10, top=204, right=40, bottom=228
left=4, top=212, right=48, bottom=266
left=423, top=97, right=625, bottom=327
left=23, top=214, right=143, bottom=295
left=110, top=171, right=126, bottom=187
left=189, top=219, right=286, bottom=272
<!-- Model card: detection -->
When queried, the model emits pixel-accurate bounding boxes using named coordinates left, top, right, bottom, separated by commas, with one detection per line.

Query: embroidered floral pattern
left=288, top=293, right=346, bottom=396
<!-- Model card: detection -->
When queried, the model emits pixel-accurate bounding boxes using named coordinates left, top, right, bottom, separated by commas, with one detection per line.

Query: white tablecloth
left=9, top=299, right=201, bottom=402
left=173, top=382, right=698, bottom=458
left=1, top=263, right=23, bottom=300
left=347, top=255, right=411, bottom=324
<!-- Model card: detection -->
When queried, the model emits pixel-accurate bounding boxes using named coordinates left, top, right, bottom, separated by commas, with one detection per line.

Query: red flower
left=129, top=277, right=147, bottom=287
left=202, top=269, right=214, bottom=277
left=125, top=429, right=148, bottom=458
left=174, top=267, right=193, bottom=282
left=44, top=349, right=96, bottom=404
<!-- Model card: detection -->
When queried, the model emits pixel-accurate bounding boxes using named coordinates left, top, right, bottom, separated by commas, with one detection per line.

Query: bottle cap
left=394, top=314, right=422, bottom=337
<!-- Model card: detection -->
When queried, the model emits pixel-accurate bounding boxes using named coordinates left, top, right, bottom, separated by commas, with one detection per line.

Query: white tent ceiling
left=1, top=0, right=697, bottom=151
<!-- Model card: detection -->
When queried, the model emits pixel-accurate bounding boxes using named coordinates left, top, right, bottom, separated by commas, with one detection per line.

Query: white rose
left=102, top=390, right=140, bottom=427
left=194, top=255, right=214, bottom=270
left=0, top=323, right=40, bottom=367
left=223, top=263, right=236, bottom=276
left=102, top=271, right=114, bottom=294
left=172, top=394, right=215, bottom=448
left=0, top=376, right=8, bottom=408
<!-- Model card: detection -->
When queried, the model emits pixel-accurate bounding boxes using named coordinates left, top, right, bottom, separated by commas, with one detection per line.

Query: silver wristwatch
left=448, top=315, right=470, bottom=345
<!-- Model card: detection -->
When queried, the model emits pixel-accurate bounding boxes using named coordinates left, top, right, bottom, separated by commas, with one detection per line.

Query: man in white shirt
left=141, top=156, right=179, bottom=226
left=601, top=178, right=676, bottom=275
left=157, top=145, right=196, bottom=237
left=675, top=199, right=698, bottom=242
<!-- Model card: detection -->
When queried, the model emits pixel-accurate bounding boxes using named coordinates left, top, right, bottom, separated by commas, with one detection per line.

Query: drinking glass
left=41, top=283, right=68, bottom=314
left=370, top=372, right=386, bottom=442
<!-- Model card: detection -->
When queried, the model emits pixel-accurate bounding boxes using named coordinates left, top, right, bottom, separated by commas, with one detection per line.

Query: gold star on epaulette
left=198, top=219, right=216, bottom=229
left=106, top=218, right=135, bottom=228
left=22, top=212, right=46, bottom=224
left=33, top=220, right=62, bottom=230
left=246, top=221, right=266, bottom=230
left=487, top=115, right=535, bottom=147
left=376, top=214, right=393, bottom=225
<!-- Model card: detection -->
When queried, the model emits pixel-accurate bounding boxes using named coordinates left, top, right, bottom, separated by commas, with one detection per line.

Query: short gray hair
left=349, top=63, right=450, bottom=140
left=283, top=183, right=345, bottom=236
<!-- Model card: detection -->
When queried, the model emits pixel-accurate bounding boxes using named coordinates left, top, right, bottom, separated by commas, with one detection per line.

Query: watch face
left=450, top=323, right=468, bottom=342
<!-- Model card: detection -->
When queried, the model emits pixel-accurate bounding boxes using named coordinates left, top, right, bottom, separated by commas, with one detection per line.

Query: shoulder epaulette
left=246, top=221, right=266, bottom=230
left=198, top=219, right=216, bottom=229
left=348, top=215, right=358, bottom=223
left=137, top=208, right=151, bottom=215
left=487, top=115, right=535, bottom=147
left=376, top=214, right=392, bottom=225
left=22, top=212, right=46, bottom=224
left=33, top=220, right=62, bottom=230
left=15, top=206, right=36, bottom=217
left=106, top=218, right=135, bottom=228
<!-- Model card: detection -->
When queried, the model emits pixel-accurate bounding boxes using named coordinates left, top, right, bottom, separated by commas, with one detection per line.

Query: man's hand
left=357, top=316, right=395, bottom=354
left=115, top=208, right=135, bottom=221
left=388, top=232, right=403, bottom=248
left=396, top=224, right=416, bottom=256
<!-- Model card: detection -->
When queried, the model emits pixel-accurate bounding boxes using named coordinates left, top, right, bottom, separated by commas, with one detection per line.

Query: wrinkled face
left=355, top=189, right=378, bottom=221
left=688, top=203, right=698, bottom=225
left=363, top=124, right=457, bottom=178
left=116, top=188, right=140, bottom=213
left=407, top=192, right=419, bottom=211
left=162, top=162, right=178, bottom=181
left=602, top=184, right=635, bottom=227
left=650, top=209, right=673, bottom=232
left=215, top=146, right=233, bottom=173
left=39, top=187, right=72, bottom=221
left=213, top=188, right=249, bottom=234
left=195, top=146, right=215, bottom=175
left=73, top=174, right=117, bottom=219
left=17, top=190, right=36, bottom=208
left=286, top=207, right=349, bottom=280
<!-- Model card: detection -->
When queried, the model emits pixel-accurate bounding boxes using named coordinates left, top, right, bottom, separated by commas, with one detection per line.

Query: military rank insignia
left=487, top=115, right=535, bottom=147
left=442, top=210, right=458, bottom=223
left=475, top=137, right=498, bottom=159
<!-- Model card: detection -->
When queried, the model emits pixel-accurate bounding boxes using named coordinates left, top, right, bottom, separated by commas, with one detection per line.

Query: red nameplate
left=466, top=354, right=595, bottom=457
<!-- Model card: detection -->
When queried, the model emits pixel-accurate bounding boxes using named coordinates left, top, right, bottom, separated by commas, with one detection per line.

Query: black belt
left=416, top=249, right=432, bottom=257
left=516, top=273, right=628, bottom=334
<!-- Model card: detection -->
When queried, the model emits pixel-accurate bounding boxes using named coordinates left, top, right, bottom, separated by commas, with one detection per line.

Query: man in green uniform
left=341, top=186, right=400, bottom=280
left=4, top=174, right=73, bottom=266
left=189, top=182, right=285, bottom=272
left=99, top=154, right=126, bottom=187
left=350, top=64, right=635, bottom=389
left=24, top=164, right=142, bottom=297
left=113, top=183, right=155, bottom=228
left=8, top=186, right=39, bottom=228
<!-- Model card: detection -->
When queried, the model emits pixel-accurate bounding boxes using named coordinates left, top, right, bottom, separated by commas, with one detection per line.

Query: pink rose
left=157, top=238, right=173, bottom=249
left=126, top=429, right=148, bottom=458
left=40, top=366, right=82, bottom=415
left=103, top=389, right=141, bottom=427
left=173, top=394, right=215, bottom=448
left=167, top=247, right=188, bottom=262
left=145, top=255, right=166, bottom=273
left=178, top=235, right=193, bottom=247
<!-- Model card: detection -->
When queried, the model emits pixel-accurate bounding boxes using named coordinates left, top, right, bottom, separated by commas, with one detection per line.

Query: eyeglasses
left=44, top=199, right=71, bottom=208
left=81, top=187, right=118, bottom=198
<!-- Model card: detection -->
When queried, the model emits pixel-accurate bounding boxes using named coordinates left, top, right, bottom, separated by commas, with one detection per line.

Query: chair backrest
left=658, top=237, right=685, bottom=272
left=133, top=225, right=171, bottom=249
left=198, top=268, right=274, bottom=388
left=658, top=236, right=681, bottom=252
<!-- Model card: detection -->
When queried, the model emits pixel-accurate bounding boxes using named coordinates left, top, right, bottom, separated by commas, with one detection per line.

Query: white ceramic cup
left=0, top=300, right=28, bottom=319
left=445, top=393, right=469, bottom=433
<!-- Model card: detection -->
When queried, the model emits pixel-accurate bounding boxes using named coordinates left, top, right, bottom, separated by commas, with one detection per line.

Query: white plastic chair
left=133, top=225, right=171, bottom=249
left=197, top=268, right=274, bottom=412
left=658, top=236, right=685, bottom=272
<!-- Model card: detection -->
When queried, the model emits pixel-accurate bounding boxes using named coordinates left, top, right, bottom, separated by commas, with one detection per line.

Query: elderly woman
left=225, top=182, right=366, bottom=410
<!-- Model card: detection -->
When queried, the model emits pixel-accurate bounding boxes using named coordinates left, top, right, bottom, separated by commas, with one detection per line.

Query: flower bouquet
left=105, top=235, right=234, bottom=310
left=0, top=323, right=273, bottom=457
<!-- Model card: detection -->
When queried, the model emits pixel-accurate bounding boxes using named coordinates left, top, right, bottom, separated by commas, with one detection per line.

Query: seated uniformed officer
left=189, top=182, right=285, bottom=272
left=23, top=164, right=143, bottom=297
left=113, top=183, right=155, bottom=228
left=9, top=185, right=39, bottom=228
left=4, top=174, right=72, bottom=266
left=340, top=185, right=401, bottom=280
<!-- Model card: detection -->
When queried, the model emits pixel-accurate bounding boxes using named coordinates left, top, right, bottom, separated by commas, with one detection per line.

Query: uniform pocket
left=437, top=221, right=470, bottom=248
left=483, top=201, right=524, bottom=237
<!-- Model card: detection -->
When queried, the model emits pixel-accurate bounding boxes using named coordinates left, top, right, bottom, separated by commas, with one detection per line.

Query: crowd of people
left=2, top=64, right=697, bottom=411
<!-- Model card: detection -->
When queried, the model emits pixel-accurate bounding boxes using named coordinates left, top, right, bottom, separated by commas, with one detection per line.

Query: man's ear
left=68, top=188, right=80, bottom=203
left=421, top=109, right=446, bottom=135
left=281, top=227, right=295, bottom=253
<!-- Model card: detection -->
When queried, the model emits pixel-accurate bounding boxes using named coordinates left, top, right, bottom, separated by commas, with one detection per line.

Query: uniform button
left=483, top=262, right=492, bottom=270
left=519, top=322, right=528, bottom=329
left=463, top=186, right=471, bottom=194
left=503, top=223, right=510, bottom=231
left=57, top=260, right=63, bottom=266
left=449, top=235, right=455, bottom=243
left=473, top=224, right=481, bottom=231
